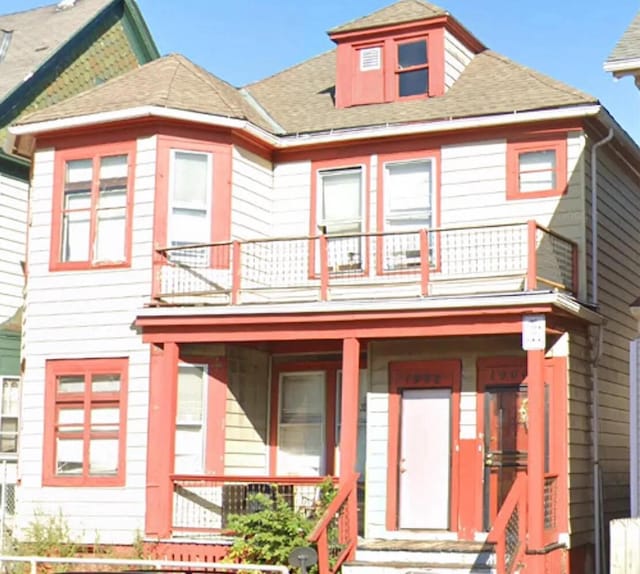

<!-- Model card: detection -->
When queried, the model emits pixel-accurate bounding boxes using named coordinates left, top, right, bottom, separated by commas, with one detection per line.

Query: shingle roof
left=245, top=49, right=596, bottom=135
left=17, top=54, right=276, bottom=132
left=607, top=11, right=640, bottom=65
left=0, top=0, right=115, bottom=103
left=329, top=0, right=447, bottom=34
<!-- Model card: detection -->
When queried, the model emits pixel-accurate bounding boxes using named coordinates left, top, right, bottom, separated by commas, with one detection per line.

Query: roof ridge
left=482, top=50, right=596, bottom=101
left=245, top=49, right=335, bottom=89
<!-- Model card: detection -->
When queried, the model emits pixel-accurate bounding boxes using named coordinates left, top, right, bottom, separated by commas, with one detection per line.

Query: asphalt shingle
left=607, top=11, right=640, bottom=65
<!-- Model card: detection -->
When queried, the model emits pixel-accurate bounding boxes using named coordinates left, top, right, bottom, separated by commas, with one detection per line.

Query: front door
left=483, top=385, right=528, bottom=530
left=398, top=388, right=451, bottom=529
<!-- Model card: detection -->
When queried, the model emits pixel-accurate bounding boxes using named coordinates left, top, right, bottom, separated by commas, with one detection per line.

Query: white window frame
left=0, top=377, right=19, bottom=457
left=174, top=363, right=208, bottom=475
left=277, top=371, right=326, bottom=477
left=168, top=150, right=213, bottom=265
left=316, top=166, right=366, bottom=273
left=382, top=157, right=437, bottom=270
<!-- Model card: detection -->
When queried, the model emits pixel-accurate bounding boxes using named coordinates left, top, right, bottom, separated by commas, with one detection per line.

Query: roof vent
left=56, top=0, right=78, bottom=10
left=0, top=30, right=13, bottom=64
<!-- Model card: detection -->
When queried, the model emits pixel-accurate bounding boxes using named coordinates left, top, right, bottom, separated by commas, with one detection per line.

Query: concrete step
left=343, top=560, right=495, bottom=574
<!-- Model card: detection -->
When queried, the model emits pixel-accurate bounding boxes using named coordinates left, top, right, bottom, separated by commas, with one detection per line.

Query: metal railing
left=308, top=473, right=359, bottom=574
left=171, top=475, right=335, bottom=534
left=153, top=221, right=578, bottom=305
left=488, top=473, right=528, bottom=574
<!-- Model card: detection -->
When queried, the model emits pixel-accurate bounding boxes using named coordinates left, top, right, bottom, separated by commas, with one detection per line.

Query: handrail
left=308, top=473, right=359, bottom=574
left=487, top=473, right=528, bottom=574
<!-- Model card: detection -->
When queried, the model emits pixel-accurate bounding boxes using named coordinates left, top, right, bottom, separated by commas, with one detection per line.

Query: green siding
left=0, top=330, right=19, bottom=378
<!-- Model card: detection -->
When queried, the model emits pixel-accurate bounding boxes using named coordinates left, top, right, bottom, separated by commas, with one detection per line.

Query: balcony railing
left=171, top=475, right=336, bottom=535
left=153, top=221, right=578, bottom=306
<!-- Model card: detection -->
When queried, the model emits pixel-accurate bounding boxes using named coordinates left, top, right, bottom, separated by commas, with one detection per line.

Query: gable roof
left=17, top=54, right=276, bottom=132
left=605, top=11, right=640, bottom=71
left=329, top=0, right=447, bottom=34
left=0, top=0, right=115, bottom=103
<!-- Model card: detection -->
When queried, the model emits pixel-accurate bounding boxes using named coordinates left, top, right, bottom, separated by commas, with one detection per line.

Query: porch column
left=527, top=347, right=546, bottom=559
left=339, top=337, right=360, bottom=481
left=145, top=341, right=179, bottom=538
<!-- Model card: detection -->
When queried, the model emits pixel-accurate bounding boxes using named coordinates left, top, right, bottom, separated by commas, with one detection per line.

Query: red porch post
left=145, top=341, right=179, bottom=538
left=527, top=347, right=545, bottom=567
left=339, top=337, right=360, bottom=481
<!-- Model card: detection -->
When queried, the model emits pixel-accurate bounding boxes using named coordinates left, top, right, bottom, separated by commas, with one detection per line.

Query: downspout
left=590, top=127, right=614, bottom=574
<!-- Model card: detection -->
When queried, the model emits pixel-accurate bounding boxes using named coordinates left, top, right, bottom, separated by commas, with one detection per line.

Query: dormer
left=329, top=0, right=484, bottom=108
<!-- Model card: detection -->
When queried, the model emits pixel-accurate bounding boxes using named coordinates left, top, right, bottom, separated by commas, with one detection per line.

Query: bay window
left=44, top=358, right=127, bottom=486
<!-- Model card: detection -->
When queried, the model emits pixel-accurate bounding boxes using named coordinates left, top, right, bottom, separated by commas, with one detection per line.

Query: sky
left=4, top=0, right=640, bottom=140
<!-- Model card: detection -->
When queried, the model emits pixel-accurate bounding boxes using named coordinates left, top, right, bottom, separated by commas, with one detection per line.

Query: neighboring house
left=0, top=0, right=157, bottom=520
left=9, top=1, right=640, bottom=573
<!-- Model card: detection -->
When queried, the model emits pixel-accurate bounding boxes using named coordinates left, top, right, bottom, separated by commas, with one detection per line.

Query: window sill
left=43, top=475, right=125, bottom=487
left=49, top=260, right=131, bottom=272
left=506, top=187, right=567, bottom=201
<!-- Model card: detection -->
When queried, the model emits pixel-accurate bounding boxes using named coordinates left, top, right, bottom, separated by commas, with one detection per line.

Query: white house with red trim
left=10, top=1, right=640, bottom=573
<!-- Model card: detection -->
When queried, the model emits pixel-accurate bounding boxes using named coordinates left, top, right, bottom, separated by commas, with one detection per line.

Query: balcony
left=152, top=221, right=578, bottom=306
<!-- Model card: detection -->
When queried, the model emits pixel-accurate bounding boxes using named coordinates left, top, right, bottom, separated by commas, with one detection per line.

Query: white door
left=398, top=388, right=451, bottom=529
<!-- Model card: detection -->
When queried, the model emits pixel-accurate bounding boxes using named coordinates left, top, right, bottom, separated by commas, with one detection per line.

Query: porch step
left=343, top=539, right=496, bottom=574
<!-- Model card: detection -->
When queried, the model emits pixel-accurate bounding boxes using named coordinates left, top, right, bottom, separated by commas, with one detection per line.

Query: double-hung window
left=168, top=151, right=212, bottom=265
left=44, top=358, right=127, bottom=486
left=507, top=137, right=568, bottom=200
left=0, top=378, right=18, bottom=455
left=55, top=146, right=133, bottom=269
left=396, top=39, right=429, bottom=97
left=174, top=364, right=207, bottom=474
left=383, top=159, right=435, bottom=270
left=317, top=168, right=364, bottom=272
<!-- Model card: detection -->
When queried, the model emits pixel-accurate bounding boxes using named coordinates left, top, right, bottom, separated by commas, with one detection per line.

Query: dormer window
left=397, top=39, right=428, bottom=97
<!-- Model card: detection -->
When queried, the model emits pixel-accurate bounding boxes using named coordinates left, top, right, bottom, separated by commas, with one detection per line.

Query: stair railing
left=308, top=473, right=359, bottom=574
left=487, top=473, right=528, bottom=574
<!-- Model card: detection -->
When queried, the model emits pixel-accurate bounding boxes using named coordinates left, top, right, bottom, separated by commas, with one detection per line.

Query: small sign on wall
left=522, top=314, right=546, bottom=351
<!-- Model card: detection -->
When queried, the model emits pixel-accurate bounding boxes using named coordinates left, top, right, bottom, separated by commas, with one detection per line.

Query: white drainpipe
left=590, top=127, right=614, bottom=574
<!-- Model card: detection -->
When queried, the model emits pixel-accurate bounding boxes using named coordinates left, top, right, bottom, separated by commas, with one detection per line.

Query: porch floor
left=357, top=539, right=494, bottom=553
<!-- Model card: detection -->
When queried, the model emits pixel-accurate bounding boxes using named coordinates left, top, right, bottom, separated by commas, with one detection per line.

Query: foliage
left=226, top=479, right=337, bottom=568
left=16, top=510, right=78, bottom=558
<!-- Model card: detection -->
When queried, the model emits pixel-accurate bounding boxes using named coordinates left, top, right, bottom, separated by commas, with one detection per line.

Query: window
left=397, top=39, right=428, bottom=97
left=507, top=137, right=568, bottom=200
left=0, top=378, right=19, bottom=454
left=53, top=146, right=133, bottom=270
left=317, top=168, right=364, bottom=272
left=383, top=158, right=435, bottom=270
left=168, top=150, right=212, bottom=265
left=44, top=359, right=127, bottom=486
left=278, top=372, right=326, bottom=476
left=174, top=364, right=207, bottom=474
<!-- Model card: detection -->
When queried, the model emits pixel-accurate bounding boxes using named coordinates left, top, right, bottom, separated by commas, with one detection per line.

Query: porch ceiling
left=136, top=291, right=602, bottom=344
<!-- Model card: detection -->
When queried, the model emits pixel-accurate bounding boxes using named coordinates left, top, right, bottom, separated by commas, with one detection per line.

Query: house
left=9, top=1, right=640, bottom=572
left=0, top=0, right=157, bottom=520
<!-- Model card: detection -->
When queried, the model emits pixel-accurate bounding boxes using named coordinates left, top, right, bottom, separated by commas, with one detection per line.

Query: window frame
left=50, top=141, right=136, bottom=272
left=506, top=136, right=568, bottom=200
left=395, top=37, right=429, bottom=99
left=43, top=358, right=128, bottom=487
left=0, top=376, right=19, bottom=457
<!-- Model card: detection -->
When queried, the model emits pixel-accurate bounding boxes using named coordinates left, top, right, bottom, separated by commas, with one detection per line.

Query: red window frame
left=43, top=358, right=128, bottom=486
left=506, top=136, right=568, bottom=200
left=395, top=37, right=430, bottom=98
left=50, top=141, right=136, bottom=271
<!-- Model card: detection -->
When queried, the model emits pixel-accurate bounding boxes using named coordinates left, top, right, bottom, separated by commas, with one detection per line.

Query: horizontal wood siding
left=271, top=160, right=312, bottom=237
left=582, top=137, right=640, bottom=540
left=225, top=346, right=269, bottom=474
left=18, top=137, right=157, bottom=545
left=444, top=31, right=474, bottom=90
left=231, top=146, right=273, bottom=240
left=0, top=174, right=28, bottom=323
left=0, top=330, right=19, bottom=377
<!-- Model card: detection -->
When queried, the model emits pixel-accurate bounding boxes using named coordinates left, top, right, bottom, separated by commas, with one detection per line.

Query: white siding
left=0, top=174, right=28, bottom=322
left=231, top=145, right=273, bottom=240
left=444, top=31, right=475, bottom=90
left=271, top=160, right=311, bottom=237
left=18, top=137, right=157, bottom=545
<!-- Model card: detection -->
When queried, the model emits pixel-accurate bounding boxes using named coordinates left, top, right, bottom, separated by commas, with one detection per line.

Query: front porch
left=136, top=297, right=596, bottom=573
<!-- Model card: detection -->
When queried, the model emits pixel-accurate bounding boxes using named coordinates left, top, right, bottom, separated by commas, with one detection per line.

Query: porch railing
left=171, top=475, right=335, bottom=535
left=488, top=473, right=528, bottom=574
left=308, top=473, right=359, bottom=574
left=153, top=220, right=578, bottom=305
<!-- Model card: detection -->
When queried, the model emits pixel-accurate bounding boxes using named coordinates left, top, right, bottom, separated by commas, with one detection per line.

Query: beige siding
left=18, top=137, right=157, bottom=545
left=225, top=346, right=270, bottom=475
left=0, top=174, right=28, bottom=322
left=444, top=31, right=475, bottom=90
left=231, top=146, right=273, bottom=240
